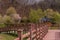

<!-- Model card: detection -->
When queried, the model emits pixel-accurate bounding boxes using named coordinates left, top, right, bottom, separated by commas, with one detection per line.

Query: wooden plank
left=23, top=32, right=30, bottom=38
left=32, top=34, right=36, bottom=38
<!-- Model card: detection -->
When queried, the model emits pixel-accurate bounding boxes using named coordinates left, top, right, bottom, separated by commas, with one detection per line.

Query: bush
left=6, top=7, right=21, bottom=24
left=29, top=9, right=45, bottom=23
left=0, top=14, right=3, bottom=23
left=3, top=15, right=14, bottom=24
left=0, top=23, right=6, bottom=28
left=44, top=9, right=60, bottom=24
left=21, top=16, right=29, bottom=23
left=6, top=7, right=17, bottom=16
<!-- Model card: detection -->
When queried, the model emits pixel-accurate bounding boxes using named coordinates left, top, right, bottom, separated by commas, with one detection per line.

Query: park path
left=43, top=30, right=60, bottom=40
left=14, top=30, right=60, bottom=40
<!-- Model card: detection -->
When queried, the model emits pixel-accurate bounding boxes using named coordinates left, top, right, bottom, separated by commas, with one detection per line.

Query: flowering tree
left=6, top=7, right=21, bottom=24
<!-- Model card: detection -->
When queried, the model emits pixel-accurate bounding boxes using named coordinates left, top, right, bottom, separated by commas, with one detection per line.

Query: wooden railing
left=0, top=23, right=26, bottom=32
left=0, top=23, right=51, bottom=40
left=17, top=23, right=50, bottom=40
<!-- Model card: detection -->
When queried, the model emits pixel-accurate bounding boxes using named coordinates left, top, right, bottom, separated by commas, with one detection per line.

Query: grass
left=0, top=23, right=6, bottom=28
left=0, top=31, right=28, bottom=40
left=0, top=33, right=17, bottom=40
left=49, top=27, right=59, bottom=30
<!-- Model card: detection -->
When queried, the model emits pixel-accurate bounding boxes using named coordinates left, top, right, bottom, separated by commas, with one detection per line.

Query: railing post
left=30, top=23, right=33, bottom=40
left=39, top=24, right=41, bottom=40
left=40, top=24, right=43, bottom=40
left=35, top=24, right=38, bottom=40
left=17, top=29, right=23, bottom=40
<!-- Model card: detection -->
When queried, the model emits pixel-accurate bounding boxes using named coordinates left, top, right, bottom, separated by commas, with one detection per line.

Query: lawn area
left=0, top=33, right=17, bottom=40
left=49, top=27, right=59, bottom=30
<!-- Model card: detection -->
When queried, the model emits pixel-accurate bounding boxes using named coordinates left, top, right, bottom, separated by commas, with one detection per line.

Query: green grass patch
left=0, top=33, right=17, bottom=40
left=0, top=23, right=6, bottom=28
left=49, top=27, right=59, bottom=30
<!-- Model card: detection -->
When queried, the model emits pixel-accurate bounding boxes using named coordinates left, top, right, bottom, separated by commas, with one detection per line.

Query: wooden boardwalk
left=43, top=30, right=60, bottom=40
left=14, top=30, right=60, bottom=40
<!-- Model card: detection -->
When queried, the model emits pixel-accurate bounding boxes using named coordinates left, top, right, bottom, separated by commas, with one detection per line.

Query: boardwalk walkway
left=14, top=30, right=60, bottom=40
left=43, top=30, right=60, bottom=40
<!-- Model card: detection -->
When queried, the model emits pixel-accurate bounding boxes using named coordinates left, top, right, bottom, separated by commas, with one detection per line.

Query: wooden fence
left=17, top=23, right=51, bottom=40
left=0, top=23, right=51, bottom=40
left=0, top=23, right=26, bottom=32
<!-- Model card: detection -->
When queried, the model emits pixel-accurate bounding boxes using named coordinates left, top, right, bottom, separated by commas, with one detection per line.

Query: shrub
left=44, top=9, right=60, bottom=24
left=0, top=14, right=3, bottom=23
left=6, top=7, right=17, bottom=16
left=0, top=23, right=6, bottom=28
left=21, top=16, right=28, bottom=23
left=3, top=15, right=14, bottom=24
left=6, top=7, right=21, bottom=24
left=29, top=9, right=45, bottom=23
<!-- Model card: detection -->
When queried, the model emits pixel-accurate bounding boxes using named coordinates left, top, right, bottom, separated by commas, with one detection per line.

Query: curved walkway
left=14, top=30, right=60, bottom=40
left=43, top=30, right=60, bottom=40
